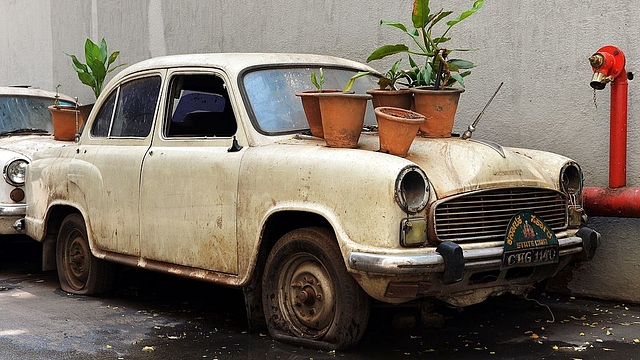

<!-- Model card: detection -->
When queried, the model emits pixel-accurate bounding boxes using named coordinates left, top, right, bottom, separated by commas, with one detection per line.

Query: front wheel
left=56, top=213, right=113, bottom=295
left=262, top=227, right=370, bottom=350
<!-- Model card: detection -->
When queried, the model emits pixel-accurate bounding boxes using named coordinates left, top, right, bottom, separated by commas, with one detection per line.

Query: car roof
left=111, top=53, right=378, bottom=82
left=0, top=86, right=76, bottom=103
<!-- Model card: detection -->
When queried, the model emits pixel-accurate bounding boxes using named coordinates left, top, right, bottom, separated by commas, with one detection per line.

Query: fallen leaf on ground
left=142, top=346, right=155, bottom=352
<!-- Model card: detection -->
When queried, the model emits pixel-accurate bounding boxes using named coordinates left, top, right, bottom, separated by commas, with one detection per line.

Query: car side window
left=91, top=91, right=116, bottom=137
left=90, top=76, right=161, bottom=138
left=165, top=74, right=237, bottom=138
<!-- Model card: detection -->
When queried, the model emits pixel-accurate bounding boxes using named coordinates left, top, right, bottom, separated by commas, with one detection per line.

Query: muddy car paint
left=23, top=53, right=598, bottom=350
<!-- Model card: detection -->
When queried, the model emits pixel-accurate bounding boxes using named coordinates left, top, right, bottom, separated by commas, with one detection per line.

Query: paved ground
left=1, top=236, right=638, bottom=359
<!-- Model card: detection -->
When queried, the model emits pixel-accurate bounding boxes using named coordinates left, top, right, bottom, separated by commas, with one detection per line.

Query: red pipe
left=609, top=56, right=628, bottom=188
left=583, top=46, right=636, bottom=217
left=583, top=186, right=640, bottom=217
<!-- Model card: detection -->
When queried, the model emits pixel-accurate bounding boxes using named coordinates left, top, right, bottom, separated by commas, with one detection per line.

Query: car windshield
left=0, top=95, right=73, bottom=135
left=242, top=66, right=379, bottom=134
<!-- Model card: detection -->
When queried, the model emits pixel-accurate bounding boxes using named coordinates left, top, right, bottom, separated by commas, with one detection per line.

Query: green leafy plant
left=366, top=0, right=484, bottom=88
left=310, top=68, right=371, bottom=93
left=67, top=38, right=125, bottom=99
left=377, top=59, right=411, bottom=89
left=311, top=68, right=325, bottom=91
left=343, top=71, right=370, bottom=92
left=342, top=60, right=409, bottom=92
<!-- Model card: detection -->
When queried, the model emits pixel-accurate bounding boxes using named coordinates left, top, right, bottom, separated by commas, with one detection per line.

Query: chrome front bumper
left=348, top=227, right=599, bottom=278
left=0, top=203, right=26, bottom=217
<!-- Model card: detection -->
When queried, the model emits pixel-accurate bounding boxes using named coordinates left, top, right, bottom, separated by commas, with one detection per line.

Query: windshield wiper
left=0, top=128, right=50, bottom=136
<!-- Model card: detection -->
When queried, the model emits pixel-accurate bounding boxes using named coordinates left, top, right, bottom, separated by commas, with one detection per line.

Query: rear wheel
left=56, top=213, right=113, bottom=295
left=262, top=227, right=370, bottom=350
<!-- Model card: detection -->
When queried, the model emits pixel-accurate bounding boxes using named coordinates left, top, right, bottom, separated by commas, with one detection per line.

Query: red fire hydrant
left=583, top=46, right=640, bottom=217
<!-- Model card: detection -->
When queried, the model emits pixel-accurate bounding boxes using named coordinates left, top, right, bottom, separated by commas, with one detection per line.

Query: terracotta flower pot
left=296, top=90, right=341, bottom=138
left=411, top=87, right=464, bottom=138
left=316, top=92, right=372, bottom=148
left=366, top=88, right=413, bottom=110
left=48, top=105, right=84, bottom=141
left=78, top=103, right=94, bottom=127
left=375, top=107, right=426, bottom=157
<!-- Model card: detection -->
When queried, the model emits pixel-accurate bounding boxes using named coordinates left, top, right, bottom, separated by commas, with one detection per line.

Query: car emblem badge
left=502, top=211, right=559, bottom=269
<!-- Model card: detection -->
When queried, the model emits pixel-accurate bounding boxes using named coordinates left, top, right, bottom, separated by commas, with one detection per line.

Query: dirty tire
left=262, top=227, right=370, bottom=350
left=56, top=213, right=113, bottom=295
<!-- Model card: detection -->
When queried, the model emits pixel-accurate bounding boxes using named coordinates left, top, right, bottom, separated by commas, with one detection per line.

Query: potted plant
left=48, top=85, right=82, bottom=141
left=315, top=71, right=372, bottom=148
left=366, top=59, right=413, bottom=110
left=375, top=106, right=426, bottom=157
left=49, top=38, right=124, bottom=140
left=296, top=68, right=341, bottom=138
left=67, top=38, right=125, bottom=120
left=367, top=0, right=484, bottom=137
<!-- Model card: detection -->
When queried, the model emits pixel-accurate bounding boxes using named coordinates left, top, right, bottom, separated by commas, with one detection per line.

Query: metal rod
left=461, top=82, right=503, bottom=140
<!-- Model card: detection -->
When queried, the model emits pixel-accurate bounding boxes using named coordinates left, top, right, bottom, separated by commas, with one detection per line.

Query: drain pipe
left=583, top=45, right=638, bottom=217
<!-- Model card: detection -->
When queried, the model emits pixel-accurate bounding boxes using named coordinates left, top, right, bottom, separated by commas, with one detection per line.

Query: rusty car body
left=23, top=53, right=599, bottom=349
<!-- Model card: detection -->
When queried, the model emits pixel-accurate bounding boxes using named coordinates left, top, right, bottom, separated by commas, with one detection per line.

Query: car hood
left=357, top=134, right=570, bottom=199
left=272, top=133, right=571, bottom=199
left=0, top=135, right=71, bottom=159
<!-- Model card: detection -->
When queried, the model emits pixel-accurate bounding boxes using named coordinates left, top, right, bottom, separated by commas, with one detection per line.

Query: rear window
left=242, top=67, right=378, bottom=134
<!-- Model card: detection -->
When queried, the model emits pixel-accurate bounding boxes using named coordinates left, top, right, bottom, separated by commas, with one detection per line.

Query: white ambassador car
left=0, top=86, right=75, bottom=234
left=24, top=54, right=599, bottom=349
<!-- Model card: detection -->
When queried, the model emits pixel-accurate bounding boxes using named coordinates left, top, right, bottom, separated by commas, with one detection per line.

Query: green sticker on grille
left=502, top=211, right=559, bottom=269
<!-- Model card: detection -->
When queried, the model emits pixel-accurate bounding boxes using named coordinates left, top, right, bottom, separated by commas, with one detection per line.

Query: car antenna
left=461, top=82, right=503, bottom=140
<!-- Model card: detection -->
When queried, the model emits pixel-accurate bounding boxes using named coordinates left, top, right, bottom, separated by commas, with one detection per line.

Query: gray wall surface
left=1, top=0, right=638, bottom=302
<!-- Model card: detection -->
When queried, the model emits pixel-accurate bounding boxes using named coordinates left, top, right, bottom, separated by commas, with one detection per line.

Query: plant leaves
left=343, top=71, right=370, bottom=92
left=107, top=51, right=120, bottom=67
left=448, top=59, right=475, bottom=70
left=411, top=0, right=431, bottom=29
left=99, top=38, right=108, bottom=64
left=446, top=0, right=484, bottom=27
left=68, top=54, right=88, bottom=73
left=380, top=20, right=411, bottom=34
left=426, top=10, right=453, bottom=32
left=367, top=44, right=409, bottom=62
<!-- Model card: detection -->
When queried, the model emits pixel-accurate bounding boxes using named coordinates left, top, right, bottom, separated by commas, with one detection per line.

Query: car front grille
left=432, top=187, right=568, bottom=243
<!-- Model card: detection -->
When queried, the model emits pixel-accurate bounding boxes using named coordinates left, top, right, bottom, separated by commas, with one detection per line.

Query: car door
left=70, top=73, right=163, bottom=256
left=139, top=70, right=242, bottom=274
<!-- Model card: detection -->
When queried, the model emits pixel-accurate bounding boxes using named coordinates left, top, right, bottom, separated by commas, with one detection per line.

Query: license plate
left=502, top=211, right=559, bottom=269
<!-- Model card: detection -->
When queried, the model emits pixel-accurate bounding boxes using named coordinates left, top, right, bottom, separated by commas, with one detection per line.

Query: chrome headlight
left=560, top=162, right=583, bottom=196
left=395, top=165, right=430, bottom=214
left=4, top=159, right=28, bottom=186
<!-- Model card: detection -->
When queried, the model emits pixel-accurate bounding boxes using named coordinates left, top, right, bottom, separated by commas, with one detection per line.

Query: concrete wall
left=0, top=0, right=638, bottom=302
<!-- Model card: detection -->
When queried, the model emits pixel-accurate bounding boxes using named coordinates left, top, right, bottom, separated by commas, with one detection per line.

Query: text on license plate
left=502, top=246, right=559, bottom=268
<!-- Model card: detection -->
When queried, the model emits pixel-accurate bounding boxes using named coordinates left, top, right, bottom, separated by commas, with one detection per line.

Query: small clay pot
left=375, top=106, right=426, bottom=157
left=49, top=105, right=84, bottom=141
left=411, top=87, right=464, bottom=138
left=316, top=92, right=372, bottom=148
left=366, top=88, right=413, bottom=110
left=296, top=90, right=341, bottom=138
